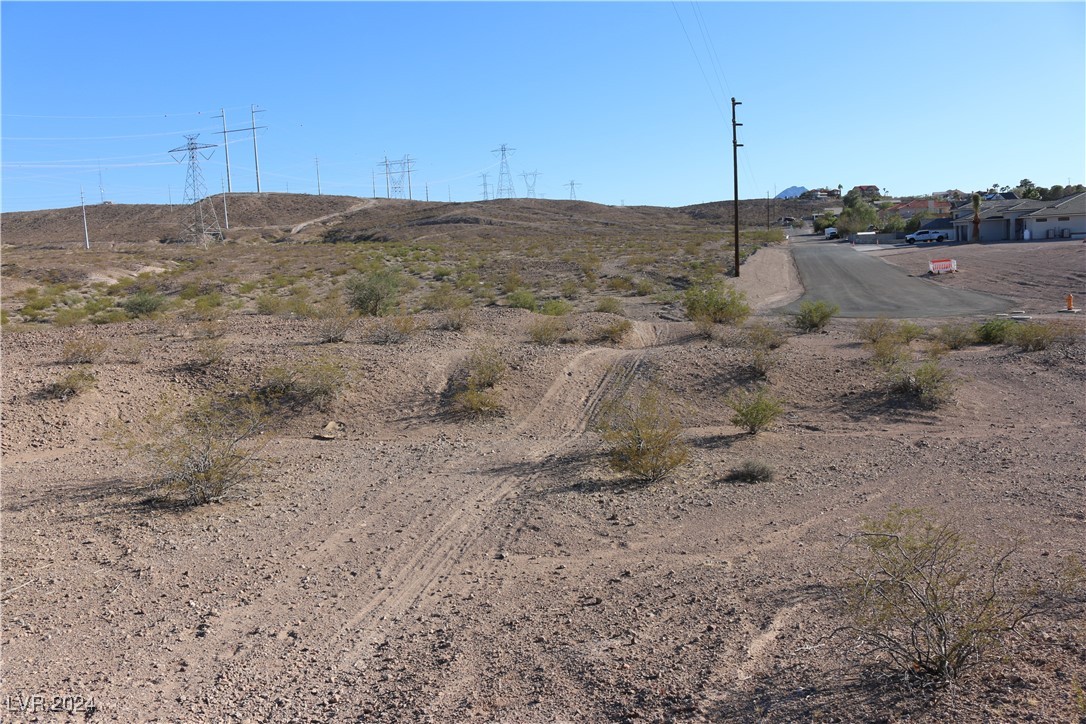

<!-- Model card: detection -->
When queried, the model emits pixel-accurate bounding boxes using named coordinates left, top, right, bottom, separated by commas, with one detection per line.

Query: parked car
left=905, top=229, right=947, bottom=244
left=824, top=227, right=839, bottom=240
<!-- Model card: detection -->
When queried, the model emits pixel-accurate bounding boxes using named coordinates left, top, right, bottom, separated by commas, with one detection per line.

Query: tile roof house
left=885, top=198, right=952, bottom=219
left=951, top=192, right=1085, bottom=241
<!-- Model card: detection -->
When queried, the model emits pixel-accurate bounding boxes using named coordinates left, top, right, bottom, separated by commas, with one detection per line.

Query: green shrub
left=599, top=388, right=689, bottom=483
left=728, top=459, right=775, bottom=483
left=347, top=269, right=402, bottom=316
left=539, top=299, right=573, bottom=317
left=975, top=318, right=1017, bottom=345
left=1011, top=321, right=1058, bottom=352
left=869, top=336, right=910, bottom=368
left=127, top=394, right=267, bottom=506
left=889, top=358, right=955, bottom=408
left=528, top=316, right=567, bottom=345
left=843, top=508, right=1033, bottom=685
left=794, top=300, right=839, bottom=333
left=684, top=282, right=751, bottom=327
left=933, top=322, right=977, bottom=350
left=728, top=386, right=783, bottom=434
left=634, top=278, right=655, bottom=296
left=506, top=288, right=538, bottom=311
left=123, top=291, right=167, bottom=318
left=896, top=321, right=926, bottom=343
left=45, top=367, right=97, bottom=400
left=595, top=297, right=623, bottom=315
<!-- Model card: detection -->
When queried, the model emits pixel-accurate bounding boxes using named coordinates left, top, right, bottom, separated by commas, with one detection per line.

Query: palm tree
left=971, top=193, right=982, bottom=242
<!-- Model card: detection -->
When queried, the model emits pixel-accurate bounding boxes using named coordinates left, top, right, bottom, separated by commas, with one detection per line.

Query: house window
left=1058, top=217, right=1070, bottom=221
left=1035, top=218, right=1047, bottom=222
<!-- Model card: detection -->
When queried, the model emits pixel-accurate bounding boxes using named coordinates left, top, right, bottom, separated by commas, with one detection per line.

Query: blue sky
left=2, top=1, right=1084, bottom=212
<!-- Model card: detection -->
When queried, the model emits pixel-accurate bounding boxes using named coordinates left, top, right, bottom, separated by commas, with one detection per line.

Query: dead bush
left=727, top=459, right=775, bottom=484
left=60, top=338, right=106, bottom=365
left=599, top=388, right=689, bottom=483
left=932, top=322, right=977, bottom=350
left=842, top=508, right=1039, bottom=686
left=310, top=299, right=357, bottom=344
left=126, top=394, right=267, bottom=506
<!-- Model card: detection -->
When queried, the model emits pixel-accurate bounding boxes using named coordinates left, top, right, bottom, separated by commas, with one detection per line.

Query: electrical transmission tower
left=520, top=170, right=541, bottom=199
left=169, top=134, right=222, bottom=245
left=566, top=179, right=580, bottom=200
left=378, top=155, right=415, bottom=199
left=492, top=144, right=516, bottom=198
left=479, top=172, right=490, bottom=200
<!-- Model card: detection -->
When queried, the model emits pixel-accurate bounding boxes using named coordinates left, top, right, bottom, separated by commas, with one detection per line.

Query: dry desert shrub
left=595, top=297, right=623, bottom=315
left=45, top=367, right=97, bottom=400
left=259, top=356, right=346, bottom=412
left=599, top=388, right=689, bottom=483
left=594, top=318, right=633, bottom=344
left=370, top=315, right=423, bottom=344
left=421, top=283, right=472, bottom=312
left=888, top=358, right=955, bottom=409
left=60, top=337, right=107, bottom=365
left=974, top=318, right=1017, bottom=345
left=1009, top=321, right=1074, bottom=351
left=932, top=322, right=977, bottom=350
left=452, top=346, right=507, bottom=418
left=856, top=317, right=900, bottom=346
left=842, top=508, right=1042, bottom=686
left=528, top=316, right=567, bottom=346
left=190, top=338, right=229, bottom=370
left=539, top=299, right=574, bottom=317
left=728, top=386, right=783, bottom=434
left=127, top=394, right=268, bottom=507
left=869, top=336, right=910, bottom=369
left=310, top=299, right=357, bottom=344
left=727, top=459, right=775, bottom=484
left=743, top=322, right=788, bottom=351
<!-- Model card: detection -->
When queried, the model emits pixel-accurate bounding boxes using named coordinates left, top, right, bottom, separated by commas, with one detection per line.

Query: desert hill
left=1, top=193, right=830, bottom=250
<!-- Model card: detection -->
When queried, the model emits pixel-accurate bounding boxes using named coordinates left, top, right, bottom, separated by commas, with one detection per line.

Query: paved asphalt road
left=775, top=237, right=1014, bottom=318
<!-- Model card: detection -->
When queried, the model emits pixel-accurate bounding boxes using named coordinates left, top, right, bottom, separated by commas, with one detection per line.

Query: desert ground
left=1, top=196, right=1084, bottom=722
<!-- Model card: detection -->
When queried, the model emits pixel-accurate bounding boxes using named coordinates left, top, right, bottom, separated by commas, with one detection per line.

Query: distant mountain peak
left=775, top=186, right=807, bottom=200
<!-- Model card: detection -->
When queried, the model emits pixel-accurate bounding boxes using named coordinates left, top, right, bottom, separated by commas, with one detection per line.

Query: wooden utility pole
left=731, top=97, right=743, bottom=278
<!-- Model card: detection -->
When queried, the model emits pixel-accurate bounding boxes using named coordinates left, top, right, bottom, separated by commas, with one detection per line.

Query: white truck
left=824, top=227, right=839, bottom=240
left=905, top=229, right=954, bottom=244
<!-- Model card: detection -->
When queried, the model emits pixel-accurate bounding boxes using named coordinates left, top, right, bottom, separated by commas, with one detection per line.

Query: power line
left=670, top=2, right=727, bottom=124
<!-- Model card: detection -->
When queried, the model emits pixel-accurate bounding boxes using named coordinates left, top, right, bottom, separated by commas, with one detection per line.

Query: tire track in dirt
left=336, top=323, right=686, bottom=666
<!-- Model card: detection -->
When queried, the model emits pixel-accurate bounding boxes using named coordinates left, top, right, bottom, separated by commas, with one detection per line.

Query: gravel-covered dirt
left=1, top=222, right=1084, bottom=721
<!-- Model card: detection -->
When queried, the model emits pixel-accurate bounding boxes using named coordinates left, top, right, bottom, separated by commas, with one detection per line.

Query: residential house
left=951, top=192, right=1086, bottom=241
left=885, top=198, right=952, bottom=220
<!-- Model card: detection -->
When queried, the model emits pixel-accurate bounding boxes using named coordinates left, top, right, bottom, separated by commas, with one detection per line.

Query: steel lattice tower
left=169, top=134, right=222, bottom=244
left=493, top=144, right=516, bottom=198
left=566, top=179, right=580, bottom=200
left=520, top=170, right=541, bottom=199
